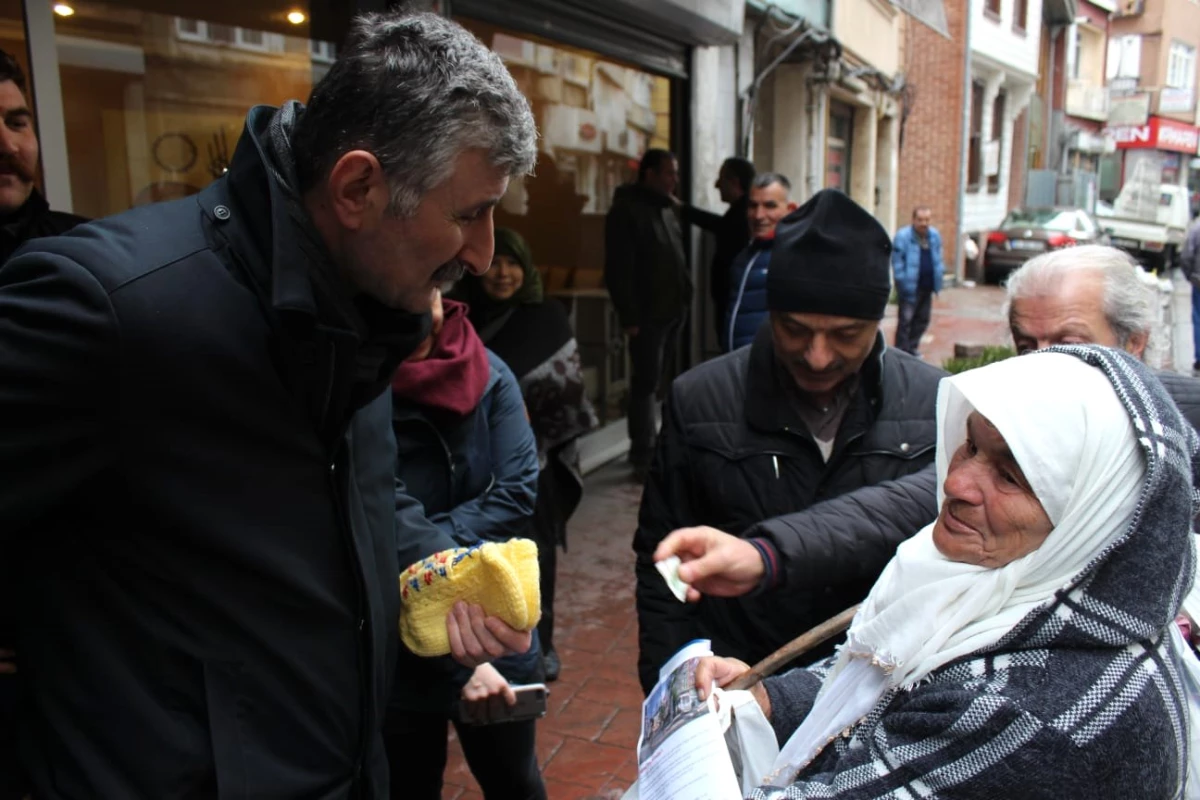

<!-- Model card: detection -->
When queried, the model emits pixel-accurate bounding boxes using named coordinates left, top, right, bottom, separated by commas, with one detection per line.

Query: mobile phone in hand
left=459, top=682, right=549, bottom=726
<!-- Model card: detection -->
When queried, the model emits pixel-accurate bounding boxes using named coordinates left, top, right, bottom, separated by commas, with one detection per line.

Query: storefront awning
left=1042, top=0, right=1078, bottom=25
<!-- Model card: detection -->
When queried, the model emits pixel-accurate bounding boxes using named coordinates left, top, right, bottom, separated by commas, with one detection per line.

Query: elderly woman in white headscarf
left=699, top=344, right=1200, bottom=799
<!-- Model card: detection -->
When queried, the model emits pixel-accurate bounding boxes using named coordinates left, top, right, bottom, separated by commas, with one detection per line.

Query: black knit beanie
left=766, top=189, right=893, bottom=320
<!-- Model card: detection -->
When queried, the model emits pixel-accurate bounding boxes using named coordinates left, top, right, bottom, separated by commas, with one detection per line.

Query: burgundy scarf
left=391, top=299, right=490, bottom=417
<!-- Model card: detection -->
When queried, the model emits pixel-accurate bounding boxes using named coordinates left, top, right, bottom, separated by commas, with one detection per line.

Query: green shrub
left=941, top=346, right=1016, bottom=375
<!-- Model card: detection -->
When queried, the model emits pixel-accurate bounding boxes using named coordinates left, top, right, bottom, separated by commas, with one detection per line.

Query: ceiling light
left=53, top=3, right=75, bottom=16
left=286, top=10, right=306, bottom=24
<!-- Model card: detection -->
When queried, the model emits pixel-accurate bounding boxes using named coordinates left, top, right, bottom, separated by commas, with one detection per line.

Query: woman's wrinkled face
left=932, top=412, right=1054, bottom=568
left=480, top=254, right=525, bottom=301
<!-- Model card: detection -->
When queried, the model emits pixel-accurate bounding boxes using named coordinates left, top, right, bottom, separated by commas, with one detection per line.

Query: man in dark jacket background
left=0, top=12, right=536, bottom=799
left=633, top=189, right=946, bottom=693
left=0, top=49, right=86, bottom=263
left=682, top=156, right=754, bottom=340
left=604, top=148, right=691, bottom=480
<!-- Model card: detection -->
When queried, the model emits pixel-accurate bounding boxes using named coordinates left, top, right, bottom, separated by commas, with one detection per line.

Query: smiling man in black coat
left=633, top=190, right=946, bottom=693
left=0, top=12, right=537, bottom=800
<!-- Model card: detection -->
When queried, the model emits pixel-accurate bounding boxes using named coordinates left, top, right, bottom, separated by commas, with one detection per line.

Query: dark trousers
left=895, top=291, right=933, bottom=356
left=532, top=470, right=561, bottom=653
left=383, top=709, right=546, bottom=800
left=628, top=318, right=682, bottom=465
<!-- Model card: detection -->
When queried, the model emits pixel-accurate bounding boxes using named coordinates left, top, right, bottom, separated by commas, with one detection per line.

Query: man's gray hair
left=1003, top=245, right=1158, bottom=352
left=293, top=12, right=538, bottom=216
left=751, top=171, right=791, bottom=192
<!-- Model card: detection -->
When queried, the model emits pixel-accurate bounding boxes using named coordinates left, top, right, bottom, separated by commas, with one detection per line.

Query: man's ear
left=787, top=201, right=798, bottom=212
left=326, top=150, right=388, bottom=232
left=1126, top=329, right=1149, bottom=361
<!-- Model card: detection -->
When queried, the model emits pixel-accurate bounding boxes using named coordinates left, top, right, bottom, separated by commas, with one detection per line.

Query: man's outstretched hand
left=653, top=526, right=766, bottom=601
left=446, top=601, right=533, bottom=668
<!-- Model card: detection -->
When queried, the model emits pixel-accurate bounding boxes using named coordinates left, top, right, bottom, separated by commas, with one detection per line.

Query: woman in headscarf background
left=697, top=345, right=1200, bottom=798
left=452, top=227, right=598, bottom=681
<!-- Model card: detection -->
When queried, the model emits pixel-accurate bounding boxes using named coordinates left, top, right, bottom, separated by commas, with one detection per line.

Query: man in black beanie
left=631, top=190, right=947, bottom=692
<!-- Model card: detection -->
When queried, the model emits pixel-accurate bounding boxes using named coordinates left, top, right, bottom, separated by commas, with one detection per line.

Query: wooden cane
left=726, top=604, right=861, bottom=691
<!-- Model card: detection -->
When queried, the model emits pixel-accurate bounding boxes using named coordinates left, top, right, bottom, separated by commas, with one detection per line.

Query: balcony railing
left=1066, top=80, right=1109, bottom=121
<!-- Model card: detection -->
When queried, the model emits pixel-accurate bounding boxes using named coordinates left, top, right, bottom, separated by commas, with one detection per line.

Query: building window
left=968, top=80, right=985, bottom=191
left=1013, top=0, right=1028, bottom=31
left=1167, top=41, right=1197, bottom=89
left=173, top=17, right=285, bottom=54
left=984, top=0, right=1002, bottom=16
left=826, top=101, right=855, bottom=193
left=988, top=90, right=1006, bottom=194
left=1069, top=27, right=1081, bottom=79
left=310, top=40, right=337, bottom=64
left=1106, top=34, right=1142, bottom=81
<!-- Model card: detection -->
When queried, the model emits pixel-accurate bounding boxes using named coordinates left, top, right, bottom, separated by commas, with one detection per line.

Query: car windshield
left=1000, top=209, right=1078, bottom=232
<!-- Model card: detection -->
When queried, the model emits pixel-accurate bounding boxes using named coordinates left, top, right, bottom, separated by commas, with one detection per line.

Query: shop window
left=984, top=0, right=1001, bottom=18
left=1013, top=0, right=1028, bottom=31
left=456, top=17, right=672, bottom=278
left=967, top=80, right=985, bottom=191
left=825, top=101, right=854, bottom=192
left=988, top=90, right=1006, bottom=194
left=49, top=1, right=330, bottom=220
left=455, top=17, right=677, bottom=421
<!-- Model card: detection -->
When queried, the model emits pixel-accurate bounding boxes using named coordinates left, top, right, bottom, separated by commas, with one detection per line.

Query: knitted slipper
left=399, top=538, right=541, bottom=657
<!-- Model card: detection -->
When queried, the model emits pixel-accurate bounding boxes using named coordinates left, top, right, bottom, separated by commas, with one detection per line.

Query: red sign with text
left=1108, top=116, right=1200, bottom=154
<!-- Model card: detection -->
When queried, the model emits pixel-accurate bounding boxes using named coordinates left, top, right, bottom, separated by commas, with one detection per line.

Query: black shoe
left=543, top=648, right=561, bottom=683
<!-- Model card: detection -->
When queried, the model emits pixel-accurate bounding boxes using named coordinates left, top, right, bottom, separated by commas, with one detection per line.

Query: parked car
left=1101, top=183, right=1191, bottom=274
left=983, top=207, right=1109, bottom=284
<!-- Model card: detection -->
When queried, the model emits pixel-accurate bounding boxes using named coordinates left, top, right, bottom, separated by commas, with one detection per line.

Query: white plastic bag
left=714, top=687, right=780, bottom=796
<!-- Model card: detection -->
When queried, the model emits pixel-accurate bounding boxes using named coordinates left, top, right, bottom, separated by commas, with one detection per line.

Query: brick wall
left=897, top=0, right=969, bottom=277
left=1008, top=107, right=1028, bottom=211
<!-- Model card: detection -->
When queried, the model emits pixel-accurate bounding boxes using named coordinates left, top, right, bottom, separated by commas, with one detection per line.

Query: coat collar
left=744, top=323, right=886, bottom=436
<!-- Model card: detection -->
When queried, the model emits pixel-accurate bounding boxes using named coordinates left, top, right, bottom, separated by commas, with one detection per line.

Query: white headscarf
left=767, top=352, right=1147, bottom=786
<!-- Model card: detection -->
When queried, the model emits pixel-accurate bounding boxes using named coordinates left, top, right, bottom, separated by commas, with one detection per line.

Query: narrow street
left=441, top=283, right=1009, bottom=798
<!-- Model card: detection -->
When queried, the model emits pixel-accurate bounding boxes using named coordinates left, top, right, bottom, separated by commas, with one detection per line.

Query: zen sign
left=1107, top=116, right=1200, bottom=154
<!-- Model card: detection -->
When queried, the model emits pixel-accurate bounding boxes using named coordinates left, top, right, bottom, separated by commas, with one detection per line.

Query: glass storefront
left=47, top=0, right=332, bottom=220
left=457, top=17, right=673, bottom=282
left=826, top=100, right=854, bottom=191
left=456, top=16, right=678, bottom=421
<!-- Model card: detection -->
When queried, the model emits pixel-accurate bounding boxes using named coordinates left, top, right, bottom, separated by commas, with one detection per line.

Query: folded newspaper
left=622, top=640, right=778, bottom=800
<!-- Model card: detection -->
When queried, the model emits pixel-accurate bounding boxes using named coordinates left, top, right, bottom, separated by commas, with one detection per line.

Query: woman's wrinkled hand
left=461, top=662, right=516, bottom=705
left=695, top=656, right=771, bottom=719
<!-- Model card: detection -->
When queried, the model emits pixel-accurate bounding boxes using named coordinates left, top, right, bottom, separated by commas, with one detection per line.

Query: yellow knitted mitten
left=399, top=538, right=541, bottom=657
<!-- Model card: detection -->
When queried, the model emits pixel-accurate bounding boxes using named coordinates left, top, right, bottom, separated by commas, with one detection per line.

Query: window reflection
left=52, top=1, right=333, bottom=219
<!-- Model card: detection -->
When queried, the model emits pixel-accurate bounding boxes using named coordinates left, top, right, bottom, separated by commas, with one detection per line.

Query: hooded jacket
left=603, top=183, right=691, bottom=328
left=0, top=103, right=454, bottom=799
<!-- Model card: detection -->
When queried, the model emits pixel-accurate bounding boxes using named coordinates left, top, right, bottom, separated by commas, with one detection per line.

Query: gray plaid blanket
left=756, top=345, right=1200, bottom=800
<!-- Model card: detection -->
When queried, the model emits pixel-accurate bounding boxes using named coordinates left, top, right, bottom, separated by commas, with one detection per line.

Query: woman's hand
left=695, top=656, right=771, bottom=719
left=461, top=662, right=517, bottom=705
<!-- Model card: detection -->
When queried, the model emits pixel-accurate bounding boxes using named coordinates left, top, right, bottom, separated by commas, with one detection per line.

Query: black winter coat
left=0, top=105, right=453, bottom=799
left=0, top=188, right=87, bottom=264
left=603, top=183, right=691, bottom=328
left=633, top=327, right=945, bottom=692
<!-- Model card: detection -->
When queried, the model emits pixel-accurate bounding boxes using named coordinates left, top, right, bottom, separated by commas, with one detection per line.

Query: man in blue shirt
left=891, top=206, right=944, bottom=356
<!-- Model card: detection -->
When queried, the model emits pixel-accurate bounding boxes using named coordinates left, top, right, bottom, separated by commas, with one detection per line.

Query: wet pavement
left=441, top=283, right=1008, bottom=798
